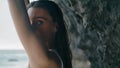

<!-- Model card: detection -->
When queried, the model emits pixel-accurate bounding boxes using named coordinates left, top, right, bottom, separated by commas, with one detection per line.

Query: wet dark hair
left=27, top=1, right=72, bottom=68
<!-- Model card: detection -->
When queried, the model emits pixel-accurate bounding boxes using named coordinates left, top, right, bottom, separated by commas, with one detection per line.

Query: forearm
left=8, top=0, right=33, bottom=37
left=8, top=0, right=49, bottom=64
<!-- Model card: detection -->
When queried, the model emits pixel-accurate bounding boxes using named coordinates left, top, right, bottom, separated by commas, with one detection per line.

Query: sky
left=0, top=0, right=23, bottom=50
left=0, top=0, right=36, bottom=50
left=0, top=0, right=38, bottom=50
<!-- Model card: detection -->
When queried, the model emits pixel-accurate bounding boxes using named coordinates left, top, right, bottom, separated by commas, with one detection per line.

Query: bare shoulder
left=28, top=50, right=61, bottom=68
left=48, top=50, right=62, bottom=68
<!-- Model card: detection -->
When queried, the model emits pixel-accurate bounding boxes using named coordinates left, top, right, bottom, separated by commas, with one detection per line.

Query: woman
left=8, top=0, right=72, bottom=68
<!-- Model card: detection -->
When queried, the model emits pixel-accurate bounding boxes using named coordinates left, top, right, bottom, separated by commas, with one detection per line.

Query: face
left=28, top=7, right=57, bottom=47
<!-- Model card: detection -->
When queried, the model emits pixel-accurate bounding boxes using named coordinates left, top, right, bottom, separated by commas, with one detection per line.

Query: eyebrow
left=33, top=16, right=47, bottom=21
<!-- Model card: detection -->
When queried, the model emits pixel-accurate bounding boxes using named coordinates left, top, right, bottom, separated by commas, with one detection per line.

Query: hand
left=24, top=0, right=29, bottom=6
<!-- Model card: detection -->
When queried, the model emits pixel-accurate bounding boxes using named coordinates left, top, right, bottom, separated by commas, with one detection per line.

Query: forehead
left=28, top=7, right=52, bottom=21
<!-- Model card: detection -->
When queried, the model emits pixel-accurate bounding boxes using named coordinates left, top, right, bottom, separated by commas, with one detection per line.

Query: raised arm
left=7, top=0, right=50, bottom=67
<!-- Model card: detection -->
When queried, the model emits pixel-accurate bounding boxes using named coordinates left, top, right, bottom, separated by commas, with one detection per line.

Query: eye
left=36, top=20, right=43, bottom=25
left=31, top=20, right=44, bottom=31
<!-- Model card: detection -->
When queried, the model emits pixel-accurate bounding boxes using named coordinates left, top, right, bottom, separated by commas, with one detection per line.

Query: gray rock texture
left=40, top=0, right=120, bottom=68
left=54, top=0, right=120, bottom=68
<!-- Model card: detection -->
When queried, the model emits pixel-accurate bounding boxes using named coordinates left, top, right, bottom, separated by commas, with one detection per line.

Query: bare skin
left=24, top=0, right=29, bottom=6
left=8, top=0, right=60, bottom=68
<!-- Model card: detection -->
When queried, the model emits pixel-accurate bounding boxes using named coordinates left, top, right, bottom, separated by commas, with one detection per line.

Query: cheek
left=35, top=29, right=44, bottom=38
left=42, top=26, right=54, bottom=37
left=35, top=24, right=54, bottom=38
left=42, top=22, right=55, bottom=33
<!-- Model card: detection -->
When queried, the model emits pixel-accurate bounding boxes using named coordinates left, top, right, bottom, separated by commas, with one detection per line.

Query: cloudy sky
left=0, top=1, right=22, bottom=50
left=0, top=0, right=38, bottom=50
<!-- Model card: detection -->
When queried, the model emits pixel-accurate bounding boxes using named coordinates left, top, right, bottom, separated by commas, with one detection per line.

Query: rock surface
left=40, top=0, right=120, bottom=68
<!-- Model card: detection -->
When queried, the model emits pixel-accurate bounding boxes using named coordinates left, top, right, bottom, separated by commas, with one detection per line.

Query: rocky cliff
left=54, top=0, right=120, bottom=68
left=39, top=0, right=120, bottom=68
